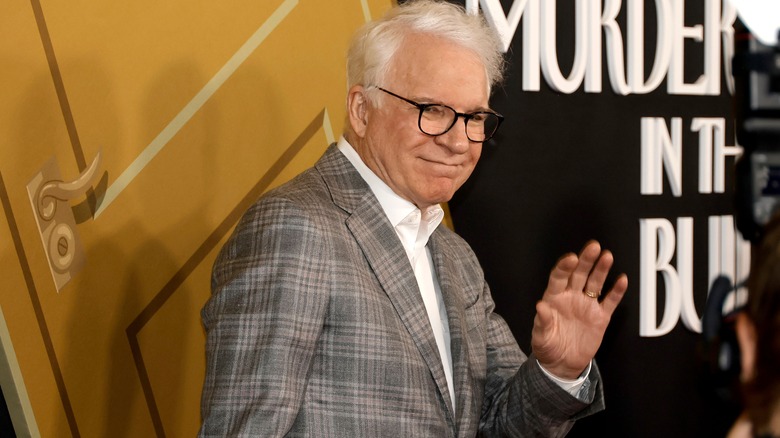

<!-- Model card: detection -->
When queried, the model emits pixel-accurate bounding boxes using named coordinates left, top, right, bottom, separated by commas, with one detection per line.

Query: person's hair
left=743, top=214, right=780, bottom=430
left=346, top=0, right=504, bottom=101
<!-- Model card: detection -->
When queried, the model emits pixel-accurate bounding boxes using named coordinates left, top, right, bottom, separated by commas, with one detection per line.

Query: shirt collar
left=337, top=136, right=443, bottom=231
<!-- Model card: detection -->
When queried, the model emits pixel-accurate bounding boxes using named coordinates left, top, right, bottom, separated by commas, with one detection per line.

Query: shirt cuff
left=536, top=360, right=591, bottom=398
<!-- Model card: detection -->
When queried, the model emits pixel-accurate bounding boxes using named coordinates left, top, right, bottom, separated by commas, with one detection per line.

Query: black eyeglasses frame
left=374, top=87, right=504, bottom=143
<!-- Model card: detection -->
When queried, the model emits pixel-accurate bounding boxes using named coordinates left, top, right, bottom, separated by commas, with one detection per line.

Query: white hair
left=346, top=0, right=504, bottom=99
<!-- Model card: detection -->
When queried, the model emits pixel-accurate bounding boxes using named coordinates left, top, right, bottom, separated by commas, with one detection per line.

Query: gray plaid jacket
left=199, top=145, right=604, bottom=437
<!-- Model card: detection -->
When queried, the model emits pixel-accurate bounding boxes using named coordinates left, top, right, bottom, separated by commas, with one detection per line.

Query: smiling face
left=346, top=32, right=490, bottom=209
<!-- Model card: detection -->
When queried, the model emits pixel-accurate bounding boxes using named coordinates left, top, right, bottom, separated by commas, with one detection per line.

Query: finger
left=568, top=241, right=601, bottom=292
left=545, top=253, right=578, bottom=296
left=601, top=274, right=629, bottom=316
left=583, top=250, right=614, bottom=297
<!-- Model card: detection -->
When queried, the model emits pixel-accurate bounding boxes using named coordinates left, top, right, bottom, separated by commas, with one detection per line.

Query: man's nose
left=435, top=118, right=471, bottom=153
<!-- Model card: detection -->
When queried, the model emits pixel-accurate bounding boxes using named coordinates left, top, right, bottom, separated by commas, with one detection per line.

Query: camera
left=734, top=24, right=780, bottom=242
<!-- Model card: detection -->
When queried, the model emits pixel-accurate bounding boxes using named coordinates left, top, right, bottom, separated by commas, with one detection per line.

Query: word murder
left=466, top=0, right=737, bottom=95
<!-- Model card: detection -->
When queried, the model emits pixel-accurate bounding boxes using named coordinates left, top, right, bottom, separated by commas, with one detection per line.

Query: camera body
left=734, top=25, right=780, bottom=242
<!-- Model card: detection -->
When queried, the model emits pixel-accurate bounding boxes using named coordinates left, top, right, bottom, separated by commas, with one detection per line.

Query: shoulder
left=239, top=167, right=336, bottom=231
left=216, top=168, right=342, bottom=268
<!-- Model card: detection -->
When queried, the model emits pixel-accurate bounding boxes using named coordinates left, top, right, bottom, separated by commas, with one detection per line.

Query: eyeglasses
left=375, top=87, right=503, bottom=143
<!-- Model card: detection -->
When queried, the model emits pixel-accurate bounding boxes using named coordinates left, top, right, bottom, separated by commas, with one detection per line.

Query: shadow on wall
left=97, top=59, right=217, bottom=437
left=25, top=57, right=209, bottom=436
left=129, top=58, right=216, bottom=436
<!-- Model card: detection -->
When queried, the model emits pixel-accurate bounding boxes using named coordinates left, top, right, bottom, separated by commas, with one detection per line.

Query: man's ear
left=736, top=312, right=758, bottom=382
left=347, top=85, right=369, bottom=138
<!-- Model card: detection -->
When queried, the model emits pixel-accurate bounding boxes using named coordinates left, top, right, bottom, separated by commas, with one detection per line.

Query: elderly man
left=199, top=1, right=628, bottom=436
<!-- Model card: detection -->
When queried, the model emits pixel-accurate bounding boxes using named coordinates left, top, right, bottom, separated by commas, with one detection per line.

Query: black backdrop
left=448, top=0, right=743, bottom=436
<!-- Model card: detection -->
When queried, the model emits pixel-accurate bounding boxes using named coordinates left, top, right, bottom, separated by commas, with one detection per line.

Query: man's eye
left=423, top=105, right=447, bottom=116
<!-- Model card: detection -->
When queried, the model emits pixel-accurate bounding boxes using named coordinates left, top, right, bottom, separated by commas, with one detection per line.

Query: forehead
left=385, top=32, right=489, bottom=105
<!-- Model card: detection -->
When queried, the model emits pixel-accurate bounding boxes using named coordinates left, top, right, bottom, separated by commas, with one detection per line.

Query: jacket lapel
left=315, top=145, right=456, bottom=421
left=429, top=230, right=476, bottom=434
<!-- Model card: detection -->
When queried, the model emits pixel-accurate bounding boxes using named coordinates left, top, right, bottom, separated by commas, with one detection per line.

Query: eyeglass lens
left=419, top=105, right=500, bottom=142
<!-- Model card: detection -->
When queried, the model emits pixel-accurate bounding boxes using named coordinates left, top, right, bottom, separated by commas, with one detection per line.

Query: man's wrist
left=537, top=360, right=591, bottom=397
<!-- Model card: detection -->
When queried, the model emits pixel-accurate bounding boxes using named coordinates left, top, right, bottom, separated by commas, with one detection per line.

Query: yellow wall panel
left=0, top=0, right=395, bottom=435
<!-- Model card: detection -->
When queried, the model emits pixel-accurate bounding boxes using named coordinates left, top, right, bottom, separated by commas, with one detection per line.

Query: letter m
left=466, top=0, right=530, bottom=52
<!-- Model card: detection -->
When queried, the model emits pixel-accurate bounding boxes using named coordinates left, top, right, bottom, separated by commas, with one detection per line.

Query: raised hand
left=531, top=241, right=628, bottom=379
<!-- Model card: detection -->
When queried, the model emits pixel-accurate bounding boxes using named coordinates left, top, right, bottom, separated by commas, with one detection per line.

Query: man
left=200, top=1, right=628, bottom=436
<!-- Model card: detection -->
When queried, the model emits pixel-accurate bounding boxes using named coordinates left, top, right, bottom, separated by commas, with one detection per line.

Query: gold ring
left=584, top=289, right=601, bottom=299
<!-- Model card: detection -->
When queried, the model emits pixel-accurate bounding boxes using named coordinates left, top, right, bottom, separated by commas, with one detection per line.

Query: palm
left=531, top=241, right=628, bottom=379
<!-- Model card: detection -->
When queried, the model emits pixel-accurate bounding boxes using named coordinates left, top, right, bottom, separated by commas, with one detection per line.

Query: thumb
left=534, top=300, right=553, bottom=329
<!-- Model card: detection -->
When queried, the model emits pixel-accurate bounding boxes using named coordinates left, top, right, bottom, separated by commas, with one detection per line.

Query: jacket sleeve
left=477, top=281, right=605, bottom=437
left=199, top=196, right=330, bottom=437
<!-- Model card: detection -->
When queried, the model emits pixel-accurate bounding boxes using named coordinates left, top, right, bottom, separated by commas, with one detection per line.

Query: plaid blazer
left=199, top=145, right=604, bottom=437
